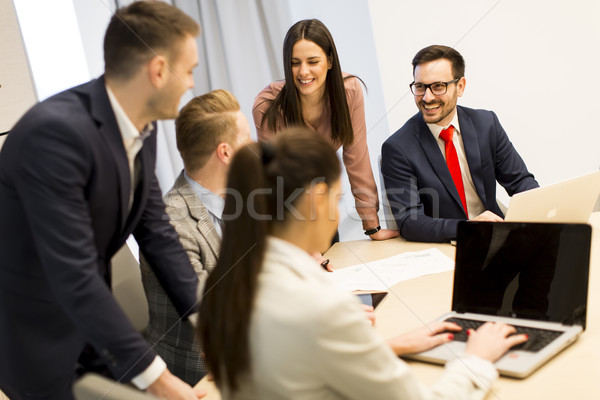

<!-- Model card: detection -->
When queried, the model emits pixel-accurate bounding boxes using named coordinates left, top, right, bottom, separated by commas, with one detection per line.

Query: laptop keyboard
left=444, top=317, right=564, bottom=353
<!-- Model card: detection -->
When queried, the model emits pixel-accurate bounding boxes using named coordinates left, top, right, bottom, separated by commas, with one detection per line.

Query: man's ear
left=148, top=55, right=168, bottom=88
left=216, top=142, right=233, bottom=164
left=457, top=76, right=466, bottom=97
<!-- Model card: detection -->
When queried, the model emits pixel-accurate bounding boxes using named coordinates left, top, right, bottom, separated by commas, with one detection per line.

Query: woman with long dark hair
left=252, top=19, right=398, bottom=252
left=198, top=128, right=527, bottom=399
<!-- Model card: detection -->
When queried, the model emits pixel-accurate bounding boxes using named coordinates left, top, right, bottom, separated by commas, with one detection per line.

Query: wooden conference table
left=197, top=213, right=600, bottom=399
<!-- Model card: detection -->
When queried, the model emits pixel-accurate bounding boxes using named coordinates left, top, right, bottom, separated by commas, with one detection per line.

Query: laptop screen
left=452, top=222, right=591, bottom=329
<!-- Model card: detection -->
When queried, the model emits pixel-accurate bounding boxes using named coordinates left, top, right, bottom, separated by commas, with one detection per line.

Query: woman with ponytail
left=198, top=128, right=527, bottom=400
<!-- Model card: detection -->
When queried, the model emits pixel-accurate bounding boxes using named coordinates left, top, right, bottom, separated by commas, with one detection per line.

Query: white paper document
left=328, top=248, right=454, bottom=292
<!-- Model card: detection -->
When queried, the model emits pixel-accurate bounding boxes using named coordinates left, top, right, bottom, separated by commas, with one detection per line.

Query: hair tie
left=261, top=142, right=275, bottom=165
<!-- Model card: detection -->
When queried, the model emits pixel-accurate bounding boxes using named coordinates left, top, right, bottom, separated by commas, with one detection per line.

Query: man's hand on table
left=470, top=211, right=503, bottom=222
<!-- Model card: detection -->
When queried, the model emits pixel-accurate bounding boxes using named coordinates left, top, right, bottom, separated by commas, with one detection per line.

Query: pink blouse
left=252, top=74, right=379, bottom=229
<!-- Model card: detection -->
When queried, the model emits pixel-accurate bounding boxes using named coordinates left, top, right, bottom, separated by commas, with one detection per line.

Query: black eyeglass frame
left=409, top=78, right=460, bottom=96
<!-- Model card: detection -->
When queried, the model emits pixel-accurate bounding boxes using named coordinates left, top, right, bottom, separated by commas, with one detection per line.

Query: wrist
left=364, top=225, right=381, bottom=236
left=131, top=356, right=166, bottom=390
left=386, top=336, right=410, bottom=356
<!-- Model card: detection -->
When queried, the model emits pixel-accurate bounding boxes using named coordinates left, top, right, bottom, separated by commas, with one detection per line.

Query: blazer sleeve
left=164, top=200, right=213, bottom=293
left=133, top=174, right=199, bottom=318
left=314, top=296, right=497, bottom=400
left=170, top=222, right=209, bottom=288
left=342, top=77, right=379, bottom=229
left=489, top=112, right=539, bottom=195
left=381, top=138, right=461, bottom=242
left=14, top=118, right=156, bottom=381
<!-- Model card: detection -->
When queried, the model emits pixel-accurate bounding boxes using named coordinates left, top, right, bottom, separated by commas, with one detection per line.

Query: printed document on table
left=327, top=248, right=454, bottom=292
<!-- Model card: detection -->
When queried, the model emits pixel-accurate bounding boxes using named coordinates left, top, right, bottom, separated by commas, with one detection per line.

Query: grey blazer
left=141, top=171, right=220, bottom=385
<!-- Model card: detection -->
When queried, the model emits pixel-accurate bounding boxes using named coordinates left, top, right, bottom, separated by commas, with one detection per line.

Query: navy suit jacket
left=0, top=77, right=199, bottom=397
left=381, top=106, right=538, bottom=242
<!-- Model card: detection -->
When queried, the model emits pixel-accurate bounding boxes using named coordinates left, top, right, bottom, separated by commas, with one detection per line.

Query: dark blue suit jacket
left=381, top=106, right=538, bottom=243
left=0, top=77, right=199, bottom=398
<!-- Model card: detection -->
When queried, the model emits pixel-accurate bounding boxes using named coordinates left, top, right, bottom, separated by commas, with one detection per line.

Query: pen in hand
left=311, top=252, right=333, bottom=272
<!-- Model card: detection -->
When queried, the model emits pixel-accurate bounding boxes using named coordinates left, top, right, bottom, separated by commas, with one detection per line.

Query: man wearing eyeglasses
left=381, top=45, right=538, bottom=243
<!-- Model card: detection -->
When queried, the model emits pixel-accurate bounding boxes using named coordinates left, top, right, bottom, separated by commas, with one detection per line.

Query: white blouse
left=222, top=236, right=498, bottom=400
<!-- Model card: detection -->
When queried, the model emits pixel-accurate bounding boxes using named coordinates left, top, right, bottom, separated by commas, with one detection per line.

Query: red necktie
left=439, top=125, right=468, bottom=217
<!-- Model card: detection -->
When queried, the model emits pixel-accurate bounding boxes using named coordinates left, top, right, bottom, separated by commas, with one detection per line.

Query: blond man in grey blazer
left=141, top=89, right=251, bottom=385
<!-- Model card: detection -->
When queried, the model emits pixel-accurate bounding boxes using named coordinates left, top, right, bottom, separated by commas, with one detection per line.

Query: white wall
left=369, top=0, right=600, bottom=205
left=12, top=0, right=90, bottom=101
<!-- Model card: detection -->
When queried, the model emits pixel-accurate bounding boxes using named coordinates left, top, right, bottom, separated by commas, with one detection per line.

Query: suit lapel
left=88, top=76, right=130, bottom=231
left=413, top=118, right=464, bottom=210
left=457, top=106, right=487, bottom=205
left=174, top=173, right=221, bottom=259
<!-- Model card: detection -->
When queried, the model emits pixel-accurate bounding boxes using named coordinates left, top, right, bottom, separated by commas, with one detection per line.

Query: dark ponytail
left=198, top=128, right=341, bottom=392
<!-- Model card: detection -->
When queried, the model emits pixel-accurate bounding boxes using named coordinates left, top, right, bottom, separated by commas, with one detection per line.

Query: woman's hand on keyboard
left=387, top=321, right=463, bottom=356
left=465, top=322, right=529, bottom=362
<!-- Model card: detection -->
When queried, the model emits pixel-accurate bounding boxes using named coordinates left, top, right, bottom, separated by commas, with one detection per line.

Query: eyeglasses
left=409, top=78, right=460, bottom=96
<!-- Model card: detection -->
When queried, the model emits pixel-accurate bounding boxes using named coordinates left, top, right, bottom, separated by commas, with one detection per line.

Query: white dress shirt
left=105, top=85, right=165, bottom=389
left=106, top=86, right=151, bottom=210
left=224, top=236, right=498, bottom=400
left=427, top=112, right=486, bottom=219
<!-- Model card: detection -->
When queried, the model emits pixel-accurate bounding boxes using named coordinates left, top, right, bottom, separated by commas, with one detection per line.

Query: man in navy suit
left=381, top=45, right=538, bottom=242
left=0, top=2, right=206, bottom=399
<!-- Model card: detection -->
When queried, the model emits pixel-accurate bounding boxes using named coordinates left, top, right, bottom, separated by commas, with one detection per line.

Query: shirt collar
left=183, top=171, right=225, bottom=220
left=106, top=84, right=152, bottom=141
left=427, top=109, right=462, bottom=140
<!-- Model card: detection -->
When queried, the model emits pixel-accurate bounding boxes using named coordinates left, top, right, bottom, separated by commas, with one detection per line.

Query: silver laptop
left=505, top=171, right=600, bottom=223
left=403, top=221, right=591, bottom=378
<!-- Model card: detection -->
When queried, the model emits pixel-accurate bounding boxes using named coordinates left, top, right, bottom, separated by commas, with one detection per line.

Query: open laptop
left=403, top=221, right=591, bottom=378
left=505, top=171, right=600, bottom=223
